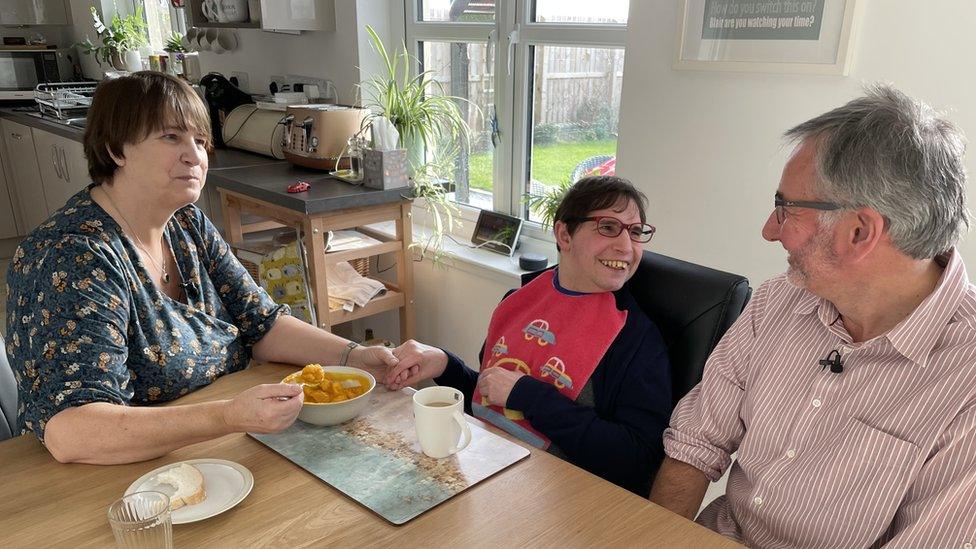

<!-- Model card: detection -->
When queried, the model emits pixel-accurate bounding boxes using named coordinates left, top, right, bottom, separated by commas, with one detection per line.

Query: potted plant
left=524, top=180, right=573, bottom=230
left=164, top=32, right=186, bottom=54
left=359, top=25, right=476, bottom=261
left=163, top=32, right=187, bottom=76
left=77, top=6, right=149, bottom=72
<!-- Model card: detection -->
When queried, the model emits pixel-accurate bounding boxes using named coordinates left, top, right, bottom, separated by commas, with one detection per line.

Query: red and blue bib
left=472, top=270, right=626, bottom=448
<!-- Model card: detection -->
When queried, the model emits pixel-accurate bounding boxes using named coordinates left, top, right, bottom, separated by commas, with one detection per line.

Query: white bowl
left=285, top=366, right=375, bottom=426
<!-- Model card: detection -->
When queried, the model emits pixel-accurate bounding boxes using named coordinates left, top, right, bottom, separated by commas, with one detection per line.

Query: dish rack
left=34, top=82, right=97, bottom=120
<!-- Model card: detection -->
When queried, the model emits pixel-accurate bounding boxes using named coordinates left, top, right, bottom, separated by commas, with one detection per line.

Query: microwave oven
left=0, top=49, right=72, bottom=101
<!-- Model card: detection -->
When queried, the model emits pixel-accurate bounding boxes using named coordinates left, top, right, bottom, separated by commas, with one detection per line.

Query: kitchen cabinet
left=31, top=128, right=87, bottom=216
left=260, top=0, right=335, bottom=31
left=186, top=0, right=335, bottom=31
left=1, top=119, right=47, bottom=233
left=0, top=143, right=19, bottom=239
left=0, top=0, right=69, bottom=26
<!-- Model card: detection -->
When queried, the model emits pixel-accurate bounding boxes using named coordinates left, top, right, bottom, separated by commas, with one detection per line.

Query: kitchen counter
left=0, top=107, right=285, bottom=173
left=1, top=105, right=409, bottom=216
left=0, top=108, right=84, bottom=142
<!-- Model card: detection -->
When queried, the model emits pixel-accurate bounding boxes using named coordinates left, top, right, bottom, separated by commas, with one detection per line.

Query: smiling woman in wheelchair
left=386, top=176, right=671, bottom=497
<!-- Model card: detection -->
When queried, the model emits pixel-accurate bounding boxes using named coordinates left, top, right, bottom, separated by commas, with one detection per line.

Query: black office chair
left=626, top=251, right=751, bottom=406
left=521, top=251, right=751, bottom=407
left=0, top=334, right=18, bottom=441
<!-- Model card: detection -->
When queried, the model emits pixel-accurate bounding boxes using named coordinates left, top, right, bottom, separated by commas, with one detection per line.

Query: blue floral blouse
left=4, top=186, right=289, bottom=442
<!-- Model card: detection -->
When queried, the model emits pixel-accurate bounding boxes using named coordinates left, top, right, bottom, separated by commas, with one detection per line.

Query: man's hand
left=222, top=383, right=304, bottom=434
left=385, top=340, right=449, bottom=390
left=477, top=367, right=526, bottom=407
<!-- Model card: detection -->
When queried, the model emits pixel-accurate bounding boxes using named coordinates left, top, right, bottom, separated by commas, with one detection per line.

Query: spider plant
left=359, top=25, right=478, bottom=262
left=524, top=179, right=573, bottom=229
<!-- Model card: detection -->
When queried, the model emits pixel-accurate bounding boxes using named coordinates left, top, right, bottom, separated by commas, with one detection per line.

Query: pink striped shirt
left=664, top=250, right=976, bottom=548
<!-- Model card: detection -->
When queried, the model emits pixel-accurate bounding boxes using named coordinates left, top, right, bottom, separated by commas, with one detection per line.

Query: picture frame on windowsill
left=673, top=0, right=862, bottom=75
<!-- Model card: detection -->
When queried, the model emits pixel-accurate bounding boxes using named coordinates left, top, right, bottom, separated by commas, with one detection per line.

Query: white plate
left=124, top=459, right=254, bottom=524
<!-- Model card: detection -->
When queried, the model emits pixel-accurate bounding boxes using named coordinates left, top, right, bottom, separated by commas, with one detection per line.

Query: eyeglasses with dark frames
left=568, top=216, right=656, bottom=243
left=774, top=194, right=842, bottom=224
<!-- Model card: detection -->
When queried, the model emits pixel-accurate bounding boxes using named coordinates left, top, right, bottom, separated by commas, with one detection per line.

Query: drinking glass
left=107, top=491, right=173, bottom=549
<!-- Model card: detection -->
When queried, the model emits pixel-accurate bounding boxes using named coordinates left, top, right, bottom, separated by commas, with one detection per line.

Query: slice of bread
left=154, top=463, right=207, bottom=510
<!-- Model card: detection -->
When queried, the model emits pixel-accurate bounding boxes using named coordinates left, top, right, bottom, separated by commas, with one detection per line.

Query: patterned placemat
left=250, top=387, right=530, bottom=524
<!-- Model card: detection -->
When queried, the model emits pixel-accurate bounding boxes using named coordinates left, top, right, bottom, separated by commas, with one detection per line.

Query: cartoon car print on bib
left=540, top=357, right=572, bottom=389
left=491, top=336, right=508, bottom=357
left=523, top=319, right=556, bottom=346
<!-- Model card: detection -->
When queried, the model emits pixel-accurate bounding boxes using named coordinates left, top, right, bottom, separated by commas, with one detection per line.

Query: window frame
left=134, top=0, right=187, bottom=52
left=404, top=0, right=629, bottom=241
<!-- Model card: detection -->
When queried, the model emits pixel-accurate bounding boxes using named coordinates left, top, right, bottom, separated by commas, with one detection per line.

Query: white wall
left=616, top=0, right=976, bottom=287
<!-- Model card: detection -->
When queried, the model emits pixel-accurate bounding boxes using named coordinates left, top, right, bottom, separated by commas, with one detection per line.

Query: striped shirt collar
left=790, top=249, right=967, bottom=367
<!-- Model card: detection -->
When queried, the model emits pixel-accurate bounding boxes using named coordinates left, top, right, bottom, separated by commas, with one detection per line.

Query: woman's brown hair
left=83, top=71, right=212, bottom=184
left=552, top=175, right=648, bottom=251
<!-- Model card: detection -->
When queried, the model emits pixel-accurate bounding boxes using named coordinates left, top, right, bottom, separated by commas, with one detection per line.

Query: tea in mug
left=426, top=401, right=455, bottom=408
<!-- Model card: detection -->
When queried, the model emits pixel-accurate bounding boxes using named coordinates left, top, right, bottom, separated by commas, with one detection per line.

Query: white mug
left=201, top=0, right=220, bottom=22
left=218, top=0, right=249, bottom=23
left=413, top=386, right=472, bottom=459
left=203, top=28, right=219, bottom=52
left=183, top=27, right=199, bottom=52
left=214, top=29, right=237, bottom=54
left=203, top=0, right=248, bottom=23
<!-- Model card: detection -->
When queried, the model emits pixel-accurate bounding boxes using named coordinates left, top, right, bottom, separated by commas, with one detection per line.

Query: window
left=141, top=0, right=186, bottom=52
left=407, top=0, right=629, bottom=230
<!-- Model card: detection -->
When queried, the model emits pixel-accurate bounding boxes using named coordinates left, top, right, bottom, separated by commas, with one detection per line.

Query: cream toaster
left=281, top=105, right=370, bottom=170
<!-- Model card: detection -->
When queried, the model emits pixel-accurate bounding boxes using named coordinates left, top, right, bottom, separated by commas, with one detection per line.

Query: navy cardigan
left=436, top=283, right=672, bottom=497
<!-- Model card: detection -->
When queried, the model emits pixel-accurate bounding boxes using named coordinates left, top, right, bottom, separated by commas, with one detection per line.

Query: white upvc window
left=405, top=0, right=629, bottom=237
left=140, top=0, right=187, bottom=52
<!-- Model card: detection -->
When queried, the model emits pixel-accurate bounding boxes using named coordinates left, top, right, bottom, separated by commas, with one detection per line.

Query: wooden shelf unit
left=218, top=189, right=415, bottom=342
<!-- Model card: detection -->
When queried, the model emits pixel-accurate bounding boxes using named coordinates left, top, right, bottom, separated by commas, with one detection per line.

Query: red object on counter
left=287, top=181, right=311, bottom=193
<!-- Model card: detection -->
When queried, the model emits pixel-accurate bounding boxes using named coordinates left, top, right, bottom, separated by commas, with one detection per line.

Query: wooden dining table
left=0, top=362, right=741, bottom=548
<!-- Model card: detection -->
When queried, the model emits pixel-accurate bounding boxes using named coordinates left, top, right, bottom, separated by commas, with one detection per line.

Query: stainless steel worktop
left=0, top=108, right=85, bottom=142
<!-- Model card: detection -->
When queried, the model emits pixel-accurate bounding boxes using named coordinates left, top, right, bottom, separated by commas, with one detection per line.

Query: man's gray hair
left=785, top=84, right=970, bottom=259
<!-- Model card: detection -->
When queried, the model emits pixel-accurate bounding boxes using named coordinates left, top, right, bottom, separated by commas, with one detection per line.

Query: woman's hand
left=384, top=340, right=449, bottom=390
left=348, top=344, right=399, bottom=371
left=222, top=383, right=304, bottom=434
left=477, top=367, right=526, bottom=407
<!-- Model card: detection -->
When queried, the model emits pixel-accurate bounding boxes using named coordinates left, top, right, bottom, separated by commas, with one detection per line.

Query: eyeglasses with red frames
left=773, top=193, right=842, bottom=224
left=568, top=216, right=656, bottom=243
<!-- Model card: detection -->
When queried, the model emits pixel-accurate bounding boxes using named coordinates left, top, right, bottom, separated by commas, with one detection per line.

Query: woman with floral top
left=4, top=72, right=397, bottom=464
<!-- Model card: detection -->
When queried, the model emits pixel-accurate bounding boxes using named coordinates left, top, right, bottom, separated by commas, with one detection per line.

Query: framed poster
left=674, top=0, right=861, bottom=75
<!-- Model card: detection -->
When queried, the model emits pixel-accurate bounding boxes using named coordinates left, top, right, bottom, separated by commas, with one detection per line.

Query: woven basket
left=240, top=257, right=260, bottom=281
left=349, top=257, right=370, bottom=277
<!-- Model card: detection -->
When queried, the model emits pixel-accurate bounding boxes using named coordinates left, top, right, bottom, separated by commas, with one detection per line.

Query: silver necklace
left=101, top=188, right=172, bottom=284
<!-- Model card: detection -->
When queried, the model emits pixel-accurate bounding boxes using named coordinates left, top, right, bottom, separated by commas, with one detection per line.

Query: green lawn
left=467, top=139, right=617, bottom=192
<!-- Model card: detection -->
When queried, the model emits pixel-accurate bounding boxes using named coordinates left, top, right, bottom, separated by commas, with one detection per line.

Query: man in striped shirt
left=650, top=85, right=976, bottom=548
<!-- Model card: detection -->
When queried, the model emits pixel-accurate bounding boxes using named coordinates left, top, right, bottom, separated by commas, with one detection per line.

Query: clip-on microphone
left=819, top=349, right=844, bottom=374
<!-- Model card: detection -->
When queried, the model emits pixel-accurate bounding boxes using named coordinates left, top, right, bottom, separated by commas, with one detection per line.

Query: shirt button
left=812, top=398, right=822, bottom=408
left=754, top=496, right=763, bottom=506
left=963, top=543, right=972, bottom=549
left=785, top=449, right=797, bottom=459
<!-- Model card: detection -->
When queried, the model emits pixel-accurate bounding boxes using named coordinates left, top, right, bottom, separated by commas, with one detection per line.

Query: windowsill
left=366, top=203, right=559, bottom=284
